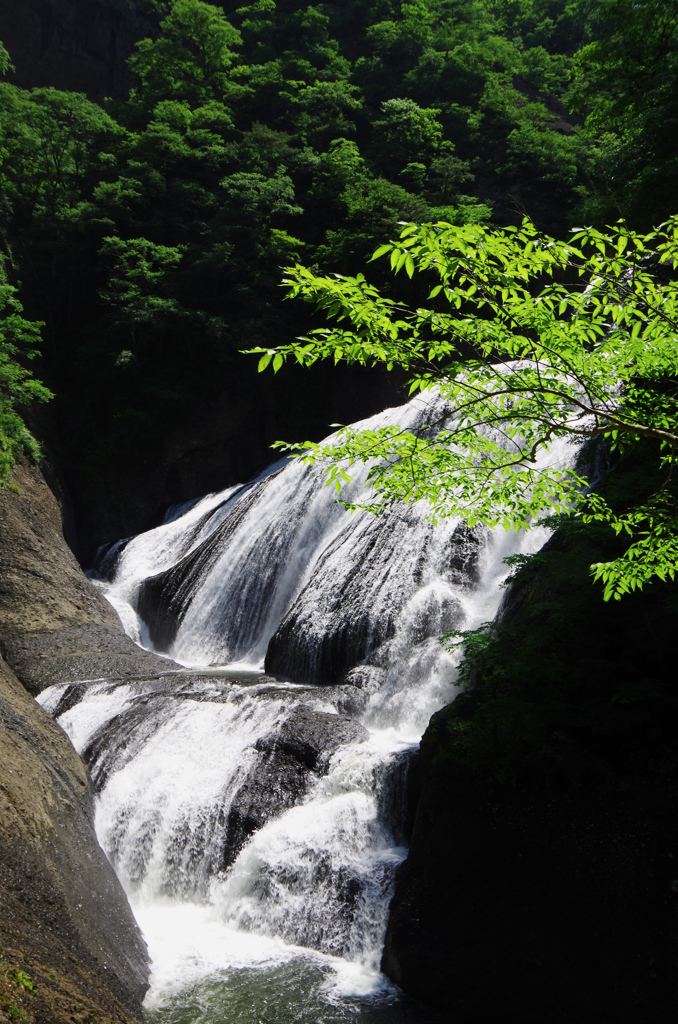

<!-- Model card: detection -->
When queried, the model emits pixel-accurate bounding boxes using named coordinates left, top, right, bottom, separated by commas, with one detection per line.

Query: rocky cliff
left=0, top=461, right=181, bottom=693
left=0, top=0, right=156, bottom=100
left=382, top=512, right=678, bottom=1022
left=382, top=705, right=678, bottom=1023
left=0, top=652, right=147, bottom=1024
left=0, top=462, right=179, bottom=1022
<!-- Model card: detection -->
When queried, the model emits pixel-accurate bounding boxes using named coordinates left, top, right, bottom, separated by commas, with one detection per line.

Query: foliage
left=0, top=953, right=37, bottom=1024
left=0, top=40, right=12, bottom=77
left=434, top=489, right=678, bottom=787
left=98, top=236, right=186, bottom=352
left=128, top=0, right=243, bottom=109
left=0, top=0, right=676, bottom=501
left=252, top=216, right=678, bottom=599
left=0, top=262, right=52, bottom=485
left=571, top=0, right=678, bottom=226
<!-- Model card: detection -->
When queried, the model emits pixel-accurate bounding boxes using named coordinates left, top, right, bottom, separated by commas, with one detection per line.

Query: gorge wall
left=67, top=361, right=405, bottom=562
left=0, top=0, right=156, bottom=100
left=0, top=462, right=169, bottom=1023
left=382, top=510, right=678, bottom=1022
left=383, top=702, right=678, bottom=1024
left=2, top=447, right=678, bottom=1021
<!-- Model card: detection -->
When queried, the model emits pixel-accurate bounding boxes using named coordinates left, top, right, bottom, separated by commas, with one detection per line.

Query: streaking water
left=40, top=390, right=577, bottom=1021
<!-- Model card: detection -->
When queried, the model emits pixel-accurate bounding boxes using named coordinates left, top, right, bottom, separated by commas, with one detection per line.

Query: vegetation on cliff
left=0, top=0, right=676, bottom=505
left=0, top=263, right=52, bottom=485
left=433, top=442, right=678, bottom=790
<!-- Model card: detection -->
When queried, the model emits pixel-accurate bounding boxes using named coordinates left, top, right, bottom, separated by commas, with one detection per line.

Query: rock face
left=0, top=652, right=149, bottom=1022
left=0, top=0, right=156, bottom=100
left=223, top=704, right=368, bottom=866
left=0, top=462, right=179, bottom=694
left=264, top=513, right=479, bottom=685
left=381, top=702, right=678, bottom=1024
left=0, top=462, right=168, bottom=1020
left=381, top=498, right=678, bottom=1022
left=71, top=364, right=405, bottom=563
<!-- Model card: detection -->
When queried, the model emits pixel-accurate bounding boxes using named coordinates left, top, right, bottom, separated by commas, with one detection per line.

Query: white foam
left=64, top=389, right=582, bottom=1016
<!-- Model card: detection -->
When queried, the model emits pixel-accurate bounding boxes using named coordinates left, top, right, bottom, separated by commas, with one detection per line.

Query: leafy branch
left=247, top=215, right=678, bottom=599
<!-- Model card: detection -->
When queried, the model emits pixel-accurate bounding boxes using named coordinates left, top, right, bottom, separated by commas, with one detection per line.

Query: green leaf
left=266, top=216, right=678, bottom=602
left=371, top=244, right=392, bottom=262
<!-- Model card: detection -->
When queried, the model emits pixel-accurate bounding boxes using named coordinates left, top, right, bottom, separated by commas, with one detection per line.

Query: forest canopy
left=0, top=0, right=676, bottom=510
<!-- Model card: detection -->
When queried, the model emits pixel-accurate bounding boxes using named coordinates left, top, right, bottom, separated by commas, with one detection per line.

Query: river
left=37, top=391, right=571, bottom=1021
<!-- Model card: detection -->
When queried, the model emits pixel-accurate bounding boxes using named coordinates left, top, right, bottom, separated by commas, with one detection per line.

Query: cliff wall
left=382, top=511, right=678, bottom=1022
left=0, top=0, right=156, bottom=99
left=0, top=653, right=148, bottom=1023
left=0, top=462, right=178, bottom=1022
left=383, top=704, right=678, bottom=1023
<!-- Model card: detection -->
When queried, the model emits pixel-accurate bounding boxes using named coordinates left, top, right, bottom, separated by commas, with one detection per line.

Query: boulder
left=222, top=704, right=368, bottom=866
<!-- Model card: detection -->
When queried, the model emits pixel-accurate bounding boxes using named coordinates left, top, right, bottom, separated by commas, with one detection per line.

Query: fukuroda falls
left=37, top=391, right=573, bottom=1023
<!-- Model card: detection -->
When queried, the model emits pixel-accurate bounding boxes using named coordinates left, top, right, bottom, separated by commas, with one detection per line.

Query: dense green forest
left=0, top=0, right=677, bottom=507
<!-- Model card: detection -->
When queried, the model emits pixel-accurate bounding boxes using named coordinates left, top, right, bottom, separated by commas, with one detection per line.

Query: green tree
left=251, top=216, right=678, bottom=600
left=129, top=0, right=243, bottom=109
left=289, top=80, right=363, bottom=147
left=371, top=97, right=444, bottom=172
left=572, top=0, right=678, bottom=225
left=0, top=40, right=12, bottom=77
left=98, top=236, right=186, bottom=355
left=0, top=84, right=124, bottom=346
left=0, top=261, right=52, bottom=484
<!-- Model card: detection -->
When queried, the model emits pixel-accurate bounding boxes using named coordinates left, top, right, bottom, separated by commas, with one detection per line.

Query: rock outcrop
left=0, top=462, right=173, bottom=1020
left=382, top=512, right=678, bottom=1024
left=264, top=514, right=478, bottom=685
left=0, top=461, right=179, bottom=694
left=382, top=703, right=678, bottom=1023
left=0, top=650, right=148, bottom=1022
left=0, top=0, right=156, bottom=100
left=223, top=704, right=368, bottom=866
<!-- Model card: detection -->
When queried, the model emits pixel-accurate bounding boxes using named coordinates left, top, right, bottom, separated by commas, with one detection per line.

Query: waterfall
left=38, top=390, right=576, bottom=1022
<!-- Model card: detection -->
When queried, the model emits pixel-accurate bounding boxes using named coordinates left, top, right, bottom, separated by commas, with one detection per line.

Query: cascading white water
left=39, top=390, right=577, bottom=1022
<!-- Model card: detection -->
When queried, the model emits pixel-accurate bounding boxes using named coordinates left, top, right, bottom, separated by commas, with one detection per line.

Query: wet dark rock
left=222, top=704, right=368, bottom=867
left=136, top=477, right=278, bottom=655
left=257, top=703, right=368, bottom=771
left=51, top=680, right=90, bottom=717
left=84, top=685, right=182, bottom=793
left=375, top=747, right=418, bottom=847
left=381, top=702, right=678, bottom=1024
left=308, top=672, right=383, bottom=718
left=72, top=677, right=369, bottom=880
left=77, top=674, right=276, bottom=794
left=265, top=516, right=481, bottom=686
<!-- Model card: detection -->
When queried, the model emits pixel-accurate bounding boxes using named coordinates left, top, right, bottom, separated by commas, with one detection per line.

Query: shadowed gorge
left=1, top=0, right=678, bottom=1019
